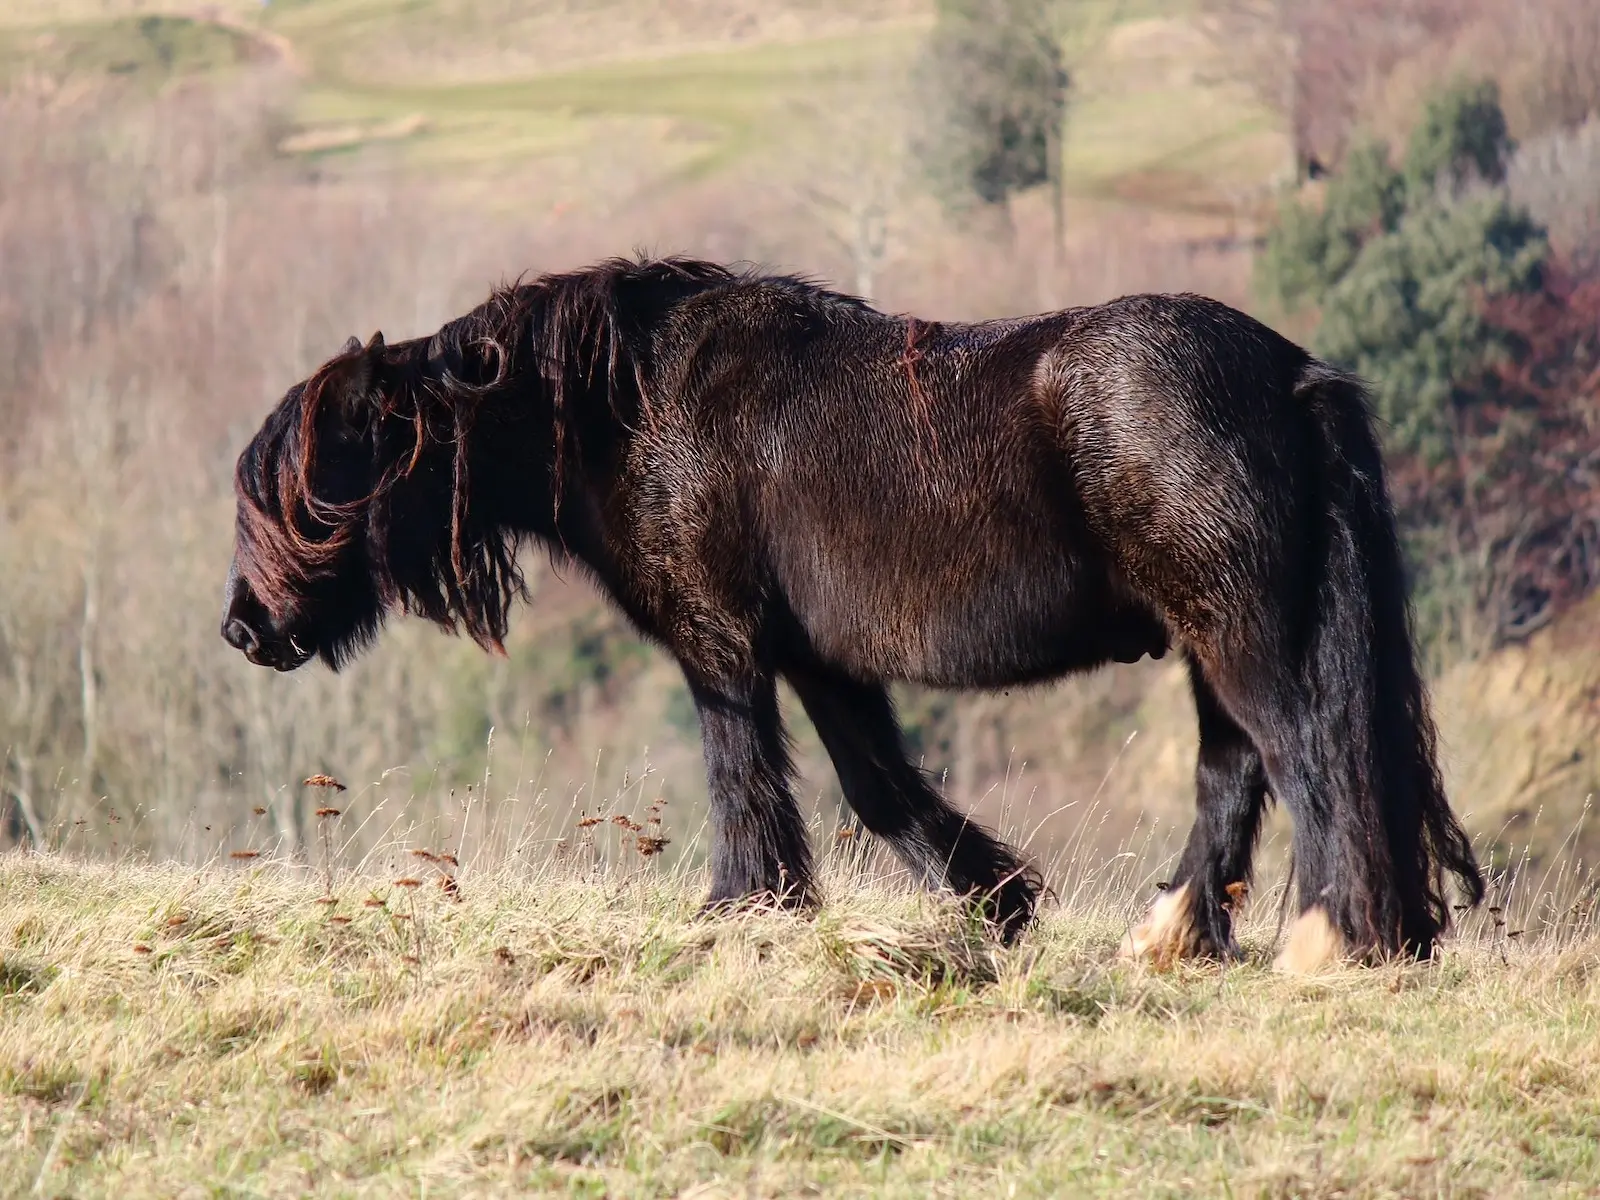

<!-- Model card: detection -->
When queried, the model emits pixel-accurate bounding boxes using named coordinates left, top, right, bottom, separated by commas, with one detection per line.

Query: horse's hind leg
left=786, top=663, right=1038, bottom=941
left=1184, top=648, right=1366, bottom=973
left=1122, top=658, right=1269, bottom=964
left=687, top=670, right=816, bottom=910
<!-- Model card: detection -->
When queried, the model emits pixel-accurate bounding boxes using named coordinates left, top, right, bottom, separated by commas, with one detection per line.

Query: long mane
left=234, top=256, right=742, bottom=655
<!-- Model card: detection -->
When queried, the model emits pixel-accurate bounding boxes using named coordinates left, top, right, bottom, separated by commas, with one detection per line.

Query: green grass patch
left=1, top=0, right=1290, bottom=221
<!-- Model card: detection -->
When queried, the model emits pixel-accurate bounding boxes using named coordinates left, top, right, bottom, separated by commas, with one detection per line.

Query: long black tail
left=1298, top=361, right=1484, bottom=953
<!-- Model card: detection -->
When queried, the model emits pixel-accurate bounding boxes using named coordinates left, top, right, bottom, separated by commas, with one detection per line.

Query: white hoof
left=1119, top=882, right=1195, bottom=966
left=1272, top=905, right=1347, bottom=974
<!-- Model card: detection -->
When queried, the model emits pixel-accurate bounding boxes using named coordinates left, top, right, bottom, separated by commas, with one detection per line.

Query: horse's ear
left=321, top=332, right=385, bottom=427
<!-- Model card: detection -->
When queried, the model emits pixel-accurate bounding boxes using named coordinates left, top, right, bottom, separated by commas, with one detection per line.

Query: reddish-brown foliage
left=1394, top=261, right=1600, bottom=642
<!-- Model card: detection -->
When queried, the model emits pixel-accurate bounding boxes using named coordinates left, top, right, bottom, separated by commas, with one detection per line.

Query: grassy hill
left=0, top=0, right=1287, bottom=220
left=4, top=853, right=1600, bottom=1197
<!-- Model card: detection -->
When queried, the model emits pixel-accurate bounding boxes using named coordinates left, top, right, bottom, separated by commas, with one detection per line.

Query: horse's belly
left=911, top=593, right=1167, bottom=687
left=788, top=561, right=1166, bottom=687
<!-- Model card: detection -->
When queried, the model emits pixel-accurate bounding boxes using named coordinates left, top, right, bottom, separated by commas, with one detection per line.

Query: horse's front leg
left=786, top=661, right=1039, bottom=942
left=686, top=670, right=816, bottom=911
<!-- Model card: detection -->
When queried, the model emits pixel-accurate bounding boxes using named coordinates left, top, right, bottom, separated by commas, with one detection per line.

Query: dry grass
left=3, top=846, right=1600, bottom=1198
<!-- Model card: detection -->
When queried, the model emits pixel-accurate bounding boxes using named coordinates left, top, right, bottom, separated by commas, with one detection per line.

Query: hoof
left=1272, top=905, right=1347, bottom=975
left=1119, top=882, right=1199, bottom=967
left=698, top=887, right=812, bottom=921
left=972, top=874, right=1040, bottom=946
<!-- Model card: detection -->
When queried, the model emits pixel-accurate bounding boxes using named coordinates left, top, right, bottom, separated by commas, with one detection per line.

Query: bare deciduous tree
left=1198, top=0, right=1470, bottom=176
left=784, top=69, right=912, bottom=301
left=1495, top=0, right=1600, bottom=133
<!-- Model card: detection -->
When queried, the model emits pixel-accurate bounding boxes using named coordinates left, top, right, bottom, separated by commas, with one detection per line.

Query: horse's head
left=222, top=333, right=391, bottom=672
left=223, top=325, right=526, bottom=672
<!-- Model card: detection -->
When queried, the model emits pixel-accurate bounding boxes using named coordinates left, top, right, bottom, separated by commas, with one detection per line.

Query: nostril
left=222, top=617, right=259, bottom=652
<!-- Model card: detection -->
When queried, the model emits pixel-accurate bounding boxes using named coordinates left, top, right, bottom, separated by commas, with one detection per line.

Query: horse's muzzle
left=222, top=614, right=312, bottom=671
left=222, top=566, right=313, bottom=671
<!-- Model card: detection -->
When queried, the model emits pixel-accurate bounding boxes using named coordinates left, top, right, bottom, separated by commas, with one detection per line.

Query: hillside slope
left=1434, top=590, right=1600, bottom=866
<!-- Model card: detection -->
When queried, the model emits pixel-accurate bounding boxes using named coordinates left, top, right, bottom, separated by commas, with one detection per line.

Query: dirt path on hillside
left=184, top=5, right=304, bottom=76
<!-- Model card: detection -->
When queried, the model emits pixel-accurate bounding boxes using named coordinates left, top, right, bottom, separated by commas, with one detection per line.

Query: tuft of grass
left=0, top=956, right=55, bottom=998
left=2, top=850, right=1600, bottom=1196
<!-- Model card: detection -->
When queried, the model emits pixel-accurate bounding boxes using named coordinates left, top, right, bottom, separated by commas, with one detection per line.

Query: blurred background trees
left=2, top=0, right=1599, bottom=870
left=1252, top=35, right=1600, bottom=656
left=912, top=0, right=1068, bottom=250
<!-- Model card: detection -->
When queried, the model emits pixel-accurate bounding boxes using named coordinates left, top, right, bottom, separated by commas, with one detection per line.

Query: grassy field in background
left=3, top=853, right=1599, bottom=1197
left=0, top=0, right=1288, bottom=216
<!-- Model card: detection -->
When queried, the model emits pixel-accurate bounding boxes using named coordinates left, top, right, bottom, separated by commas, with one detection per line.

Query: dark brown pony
left=221, top=256, right=1483, bottom=967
